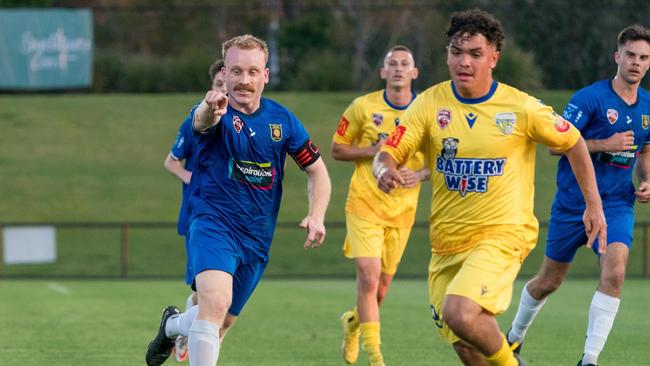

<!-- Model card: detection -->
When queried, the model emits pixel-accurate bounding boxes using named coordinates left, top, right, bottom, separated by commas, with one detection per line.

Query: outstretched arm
left=564, top=137, right=607, bottom=254
left=163, top=154, right=191, bottom=184
left=636, top=144, right=650, bottom=203
left=301, top=158, right=331, bottom=249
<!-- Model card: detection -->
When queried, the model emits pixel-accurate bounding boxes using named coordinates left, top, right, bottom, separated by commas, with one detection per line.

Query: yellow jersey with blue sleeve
left=382, top=80, right=581, bottom=254
left=333, top=89, right=425, bottom=228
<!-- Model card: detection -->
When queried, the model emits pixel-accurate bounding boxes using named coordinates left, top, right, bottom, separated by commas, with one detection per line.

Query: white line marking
left=47, top=282, right=71, bottom=295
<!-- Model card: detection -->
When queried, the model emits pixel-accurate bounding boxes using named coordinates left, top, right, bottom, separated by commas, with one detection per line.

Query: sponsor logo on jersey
left=386, top=125, right=406, bottom=148
left=607, top=109, right=618, bottom=124
left=229, top=159, right=275, bottom=190
left=233, top=116, right=244, bottom=133
left=394, top=117, right=400, bottom=126
left=336, top=117, right=349, bottom=136
left=372, top=113, right=384, bottom=126
left=553, top=113, right=571, bottom=133
left=626, top=115, right=632, bottom=124
left=437, top=108, right=451, bottom=129
left=643, top=115, right=649, bottom=129
left=595, top=148, right=637, bottom=169
left=436, top=138, right=506, bottom=197
left=465, top=112, right=478, bottom=128
left=495, top=112, right=516, bottom=135
left=269, top=124, right=282, bottom=141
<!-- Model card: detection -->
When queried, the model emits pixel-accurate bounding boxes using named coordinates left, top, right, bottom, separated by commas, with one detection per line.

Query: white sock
left=189, top=320, right=221, bottom=366
left=582, top=291, right=620, bottom=365
left=185, top=292, right=196, bottom=311
left=165, top=305, right=199, bottom=338
left=508, top=284, right=547, bottom=343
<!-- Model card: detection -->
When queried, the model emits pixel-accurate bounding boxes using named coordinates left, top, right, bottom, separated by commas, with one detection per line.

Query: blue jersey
left=554, top=79, right=650, bottom=211
left=170, top=106, right=199, bottom=235
left=188, top=97, right=311, bottom=262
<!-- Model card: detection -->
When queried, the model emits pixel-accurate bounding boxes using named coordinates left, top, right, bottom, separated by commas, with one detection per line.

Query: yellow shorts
left=342, top=212, right=412, bottom=275
left=428, top=228, right=534, bottom=343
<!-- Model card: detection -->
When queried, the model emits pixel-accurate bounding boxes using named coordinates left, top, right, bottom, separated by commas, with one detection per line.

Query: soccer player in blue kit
left=163, top=58, right=227, bottom=363
left=146, top=34, right=331, bottom=366
left=507, top=25, right=650, bottom=366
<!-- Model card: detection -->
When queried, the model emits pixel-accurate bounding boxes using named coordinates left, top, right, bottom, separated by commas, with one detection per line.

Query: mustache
left=234, top=84, right=255, bottom=93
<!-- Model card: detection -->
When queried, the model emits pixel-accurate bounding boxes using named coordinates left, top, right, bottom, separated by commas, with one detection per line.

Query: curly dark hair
left=446, top=8, right=505, bottom=51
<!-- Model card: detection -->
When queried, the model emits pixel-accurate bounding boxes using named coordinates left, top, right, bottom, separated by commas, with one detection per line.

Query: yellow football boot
left=340, top=310, right=360, bottom=364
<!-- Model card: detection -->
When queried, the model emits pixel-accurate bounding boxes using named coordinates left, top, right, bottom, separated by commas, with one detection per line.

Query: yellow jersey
left=383, top=81, right=581, bottom=254
left=333, top=89, right=425, bottom=228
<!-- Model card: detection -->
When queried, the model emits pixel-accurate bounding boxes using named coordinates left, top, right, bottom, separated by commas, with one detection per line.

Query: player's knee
left=603, top=265, right=626, bottom=290
left=200, top=294, right=232, bottom=319
left=535, top=275, right=562, bottom=296
left=442, top=302, right=475, bottom=332
left=357, top=272, right=380, bottom=292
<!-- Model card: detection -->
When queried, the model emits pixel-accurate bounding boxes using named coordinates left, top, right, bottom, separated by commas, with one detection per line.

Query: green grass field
left=1, top=278, right=648, bottom=365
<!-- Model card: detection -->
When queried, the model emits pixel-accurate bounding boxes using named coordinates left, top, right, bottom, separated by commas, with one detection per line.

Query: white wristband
left=374, top=166, right=388, bottom=180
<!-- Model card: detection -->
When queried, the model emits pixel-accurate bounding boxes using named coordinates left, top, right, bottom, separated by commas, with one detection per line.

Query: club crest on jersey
left=553, top=112, right=571, bottom=133
left=643, top=115, right=649, bottom=129
left=437, top=108, right=451, bottom=129
left=233, top=116, right=244, bottom=133
left=495, top=112, right=516, bottom=135
left=441, top=137, right=459, bottom=159
left=436, top=137, right=506, bottom=197
left=372, top=113, right=384, bottom=126
left=607, top=109, right=618, bottom=124
left=269, top=124, right=282, bottom=141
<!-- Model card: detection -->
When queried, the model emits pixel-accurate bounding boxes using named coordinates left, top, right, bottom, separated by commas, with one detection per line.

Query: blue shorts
left=545, top=205, right=634, bottom=263
left=188, top=215, right=268, bottom=316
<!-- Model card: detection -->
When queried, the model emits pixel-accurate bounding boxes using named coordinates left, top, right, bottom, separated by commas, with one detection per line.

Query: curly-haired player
left=373, top=8, right=607, bottom=366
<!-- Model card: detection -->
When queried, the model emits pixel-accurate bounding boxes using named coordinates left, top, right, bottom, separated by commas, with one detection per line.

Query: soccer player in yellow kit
left=373, top=9, right=607, bottom=366
left=332, top=45, right=430, bottom=366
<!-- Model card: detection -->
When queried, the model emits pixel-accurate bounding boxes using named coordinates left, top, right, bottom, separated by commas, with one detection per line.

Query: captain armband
left=290, top=139, right=321, bottom=170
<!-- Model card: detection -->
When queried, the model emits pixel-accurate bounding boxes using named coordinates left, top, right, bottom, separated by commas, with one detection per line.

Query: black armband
left=290, top=139, right=321, bottom=170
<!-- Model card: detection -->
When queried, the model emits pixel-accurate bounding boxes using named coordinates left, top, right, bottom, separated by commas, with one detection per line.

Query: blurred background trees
left=3, top=0, right=649, bottom=92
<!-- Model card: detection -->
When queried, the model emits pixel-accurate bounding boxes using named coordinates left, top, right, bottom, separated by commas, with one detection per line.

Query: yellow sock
left=485, top=335, right=518, bottom=366
left=360, top=322, right=382, bottom=361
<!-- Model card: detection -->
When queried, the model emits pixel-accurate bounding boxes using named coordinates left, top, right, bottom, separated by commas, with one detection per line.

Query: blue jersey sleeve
left=171, top=107, right=197, bottom=160
left=562, top=89, right=594, bottom=131
left=287, top=113, right=311, bottom=153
